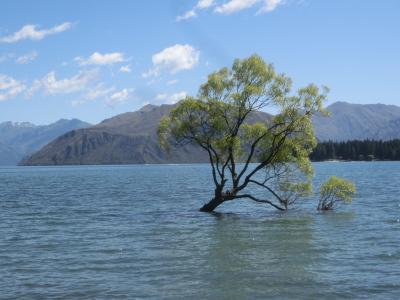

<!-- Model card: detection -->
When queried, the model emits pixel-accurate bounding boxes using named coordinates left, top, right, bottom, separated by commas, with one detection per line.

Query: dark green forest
left=310, top=140, right=400, bottom=161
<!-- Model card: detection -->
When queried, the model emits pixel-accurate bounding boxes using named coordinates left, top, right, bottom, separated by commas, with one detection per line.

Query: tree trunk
left=199, top=196, right=224, bottom=212
left=200, top=186, right=227, bottom=212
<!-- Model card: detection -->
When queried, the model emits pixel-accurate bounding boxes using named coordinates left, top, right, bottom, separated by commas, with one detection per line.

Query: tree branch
left=234, top=194, right=285, bottom=211
left=248, top=179, right=284, bottom=204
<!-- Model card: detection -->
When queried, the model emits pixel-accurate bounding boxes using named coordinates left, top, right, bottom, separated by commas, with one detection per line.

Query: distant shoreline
left=1, top=159, right=398, bottom=167
left=311, top=159, right=399, bottom=163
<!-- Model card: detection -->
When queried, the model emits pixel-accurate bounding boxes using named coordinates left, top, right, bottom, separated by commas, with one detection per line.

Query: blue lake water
left=0, top=162, right=399, bottom=299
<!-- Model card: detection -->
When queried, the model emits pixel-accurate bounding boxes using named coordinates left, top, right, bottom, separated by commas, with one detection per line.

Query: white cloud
left=167, top=79, right=179, bottom=85
left=71, top=100, right=84, bottom=107
left=214, top=0, right=283, bottom=14
left=107, top=88, right=133, bottom=105
left=0, top=74, right=26, bottom=101
left=25, top=80, right=42, bottom=98
left=71, top=84, right=115, bottom=107
left=155, top=93, right=168, bottom=101
left=77, top=52, right=125, bottom=66
left=197, top=0, right=215, bottom=9
left=30, top=69, right=99, bottom=96
left=155, top=91, right=187, bottom=104
left=85, top=84, right=115, bottom=100
left=16, top=51, right=38, bottom=64
left=119, top=65, right=132, bottom=73
left=215, top=0, right=258, bottom=14
left=258, top=0, right=284, bottom=13
left=176, top=10, right=197, bottom=21
left=0, top=22, right=72, bottom=43
left=168, top=91, right=187, bottom=104
left=177, top=0, right=215, bottom=21
left=144, top=44, right=199, bottom=77
left=177, top=0, right=283, bottom=20
left=142, top=69, right=158, bottom=79
left=26, top=69, right=131, bottom=105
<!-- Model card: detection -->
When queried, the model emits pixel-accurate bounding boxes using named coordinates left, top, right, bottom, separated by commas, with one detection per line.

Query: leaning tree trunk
left=200, top=186, right=225, bottom=212
left=200, top=197, right=224, bottom=212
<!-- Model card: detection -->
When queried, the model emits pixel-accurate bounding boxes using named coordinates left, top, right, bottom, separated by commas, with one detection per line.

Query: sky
left=0, top=0, right=399, bottom=125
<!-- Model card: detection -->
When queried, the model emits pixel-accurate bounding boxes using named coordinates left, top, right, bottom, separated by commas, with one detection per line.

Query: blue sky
left=1, top=0, right=399, bottom=125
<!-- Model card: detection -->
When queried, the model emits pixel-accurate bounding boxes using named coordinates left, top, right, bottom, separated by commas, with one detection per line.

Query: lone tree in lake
left=159, top=54, right=350, bottom=212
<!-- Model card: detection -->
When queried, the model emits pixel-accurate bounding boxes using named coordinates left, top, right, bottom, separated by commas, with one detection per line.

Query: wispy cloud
left=177, top=0, right=284, bottom=19
left=215, top=0, right=258, bottom=14
left=15, top=51, right=38, bottom=64
left=72, top=83, right=116, bottom=106
left=29, top=69, right=99, bottom=96
left=258, top=0, right=284, bottom=13
left=197, top=0, right=216, bottom=9
left=85, top=84, right=115, bottom=100
left=155, top=91, right=187, bottom=104
left=177, top=10, right=197, bottom=21
left=0, top=22, right=73, bottom=43
left=119, top=65, right=132, bottom=73
left=214, top=0, right=284, bottom=14
left=76, top=52, right=125, bottom=66
left=177, top=0, right=215, bottom=21
left=107, top=88, right=133, bottom=105
left=143, top=44, right=199, bottom=77
left=0, top=74, right=26, bottom=101
left=167, top=79, right=179, bottom=85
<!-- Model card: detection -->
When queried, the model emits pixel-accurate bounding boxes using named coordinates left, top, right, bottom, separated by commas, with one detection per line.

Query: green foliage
left=158, top=54, right=331, bottom=211
left=318, top=176, right=356, bottom=210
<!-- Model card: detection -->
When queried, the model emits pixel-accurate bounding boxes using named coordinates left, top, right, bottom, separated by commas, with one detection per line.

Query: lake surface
left=0, top=162, right=399, bottom=299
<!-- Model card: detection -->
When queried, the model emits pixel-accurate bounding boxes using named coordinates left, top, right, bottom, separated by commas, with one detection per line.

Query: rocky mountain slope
left=20, top=104, right=270, bottom=165
left=313, top=102, right=400, bottom=141
left=20, top=102, right=400, bottom=166
left=20, top=104, right=204, bottom=165
left=0, top=119, right=91, bottom=165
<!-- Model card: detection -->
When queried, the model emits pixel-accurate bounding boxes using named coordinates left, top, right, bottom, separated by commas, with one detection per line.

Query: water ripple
left=0, top=162, right=399, bottom=299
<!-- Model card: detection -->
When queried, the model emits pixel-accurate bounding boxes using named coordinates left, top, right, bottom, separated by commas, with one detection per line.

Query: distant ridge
left=20, top=103, right=270, bottom=166
left=0, top=119, right=91, bottom=165
left=313, top=101, right=400, bottom=141
left=20, top=104, right=207, bottom=165
left=19, top=101, right=400, bottom=166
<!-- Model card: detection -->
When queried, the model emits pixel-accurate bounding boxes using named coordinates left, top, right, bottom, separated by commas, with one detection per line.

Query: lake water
left=0, top=162, right=399, bottom=299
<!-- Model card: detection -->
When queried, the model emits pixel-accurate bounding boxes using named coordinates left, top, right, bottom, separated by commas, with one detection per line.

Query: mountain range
left=0, top=119, right=91, bottom=165
left=2, top=101, right=399, bottom=166
left=18, top=104, right=270, bottom=166
left=313, top=102, right=400, bottom=141
left=20, top=104, right=209, bottom=166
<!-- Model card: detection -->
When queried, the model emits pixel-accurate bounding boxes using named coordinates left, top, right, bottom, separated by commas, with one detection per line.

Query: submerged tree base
left=199, top=198, right=224, bottom=212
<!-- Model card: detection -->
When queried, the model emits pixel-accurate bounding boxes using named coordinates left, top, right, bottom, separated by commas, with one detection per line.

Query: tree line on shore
left=310, top=139, right=400, bottom=161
